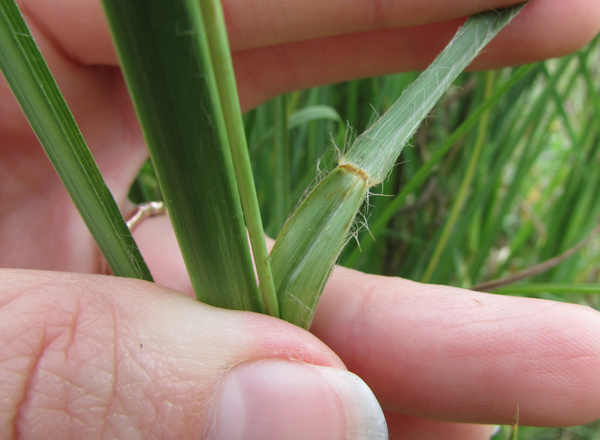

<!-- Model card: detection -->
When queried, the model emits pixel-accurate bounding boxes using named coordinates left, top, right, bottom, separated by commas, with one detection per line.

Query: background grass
left=132, top=33, right=600, bottom=438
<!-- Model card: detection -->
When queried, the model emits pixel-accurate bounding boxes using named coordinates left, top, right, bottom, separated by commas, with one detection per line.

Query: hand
left=2, top=0, right=600, bottom=438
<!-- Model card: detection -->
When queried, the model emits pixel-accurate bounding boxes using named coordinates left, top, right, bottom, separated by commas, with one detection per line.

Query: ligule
left=270, top=166, right=368, bottom=329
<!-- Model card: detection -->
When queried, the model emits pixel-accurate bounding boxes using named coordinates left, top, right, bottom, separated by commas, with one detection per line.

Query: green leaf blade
left=341, top=4, right=527, bottom=185
left=101, top=0, right=261, bottom=311
left=342, top=64, right=537, bottom=269
left=200, top=0, right=279, bottom=317
left=0, top=0, right=152, bottom=281
left=269, top=5, right=526, bottom=328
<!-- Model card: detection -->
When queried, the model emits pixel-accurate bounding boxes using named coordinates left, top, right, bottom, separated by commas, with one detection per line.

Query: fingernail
left=207, top=359, right=388, bottom=440
left=490, top=425, right=502, bottom=438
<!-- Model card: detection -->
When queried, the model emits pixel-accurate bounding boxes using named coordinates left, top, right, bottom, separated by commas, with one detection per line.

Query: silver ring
left=126, top=201, right=166, bottom=232
left=99, top=201, right=166, bottom=275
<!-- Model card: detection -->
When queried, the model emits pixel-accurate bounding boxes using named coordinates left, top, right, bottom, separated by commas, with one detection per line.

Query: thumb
left=0, top=269, right=387, bottom=440
left=208, top=359, right=387, bottom=440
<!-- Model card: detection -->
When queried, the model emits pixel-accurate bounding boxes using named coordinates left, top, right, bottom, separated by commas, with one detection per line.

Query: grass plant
left=2, top=0, right=599, bottom=437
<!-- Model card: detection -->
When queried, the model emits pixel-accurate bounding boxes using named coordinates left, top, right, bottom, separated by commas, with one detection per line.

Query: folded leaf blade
left=100, top=0, right=261, bottom=311
left=271, top=166, right=367, bottom=328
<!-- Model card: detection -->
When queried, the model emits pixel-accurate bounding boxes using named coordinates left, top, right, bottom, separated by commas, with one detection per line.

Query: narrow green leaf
left=469, top=54, right=575, bottom=282
left=342, top=47, right=537, bottom=270
left=271, top=94, right=291, bottom=236
left=341, top=4, right=527, bottom=185
left=100, top=0, right=261, bottom=311
left=0, top=0, right=151, bottom=281
left=289, top=105, right=344, bottom=128
left=271, top=6, right=526, bottom=328
left=250, top=105, right=343, bottom=156
left=199, top=0, right=278, bottom=317
left=421, top=70, right=495, bottom=283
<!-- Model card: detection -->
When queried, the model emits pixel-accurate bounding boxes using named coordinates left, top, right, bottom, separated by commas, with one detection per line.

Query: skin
left=1, top=0, right=600, bottom=438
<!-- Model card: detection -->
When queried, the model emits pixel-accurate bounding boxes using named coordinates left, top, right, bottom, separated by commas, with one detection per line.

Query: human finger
left=129, top=213, right=195, bottom=297
left=23, top=0, right=599, bottom=63
left=131, top=212, right=600, bottom=428
left=107, top=214, right=501, bottom=440
left=101, top=216, right=498, bottom=440
left=233, top=0, right=600, bottom=109
left=20, top=0, right=600, bottom=111
left=0, top=269, right=387, bottom=439
left=310, top=266, right=600, bottom=427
